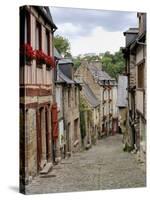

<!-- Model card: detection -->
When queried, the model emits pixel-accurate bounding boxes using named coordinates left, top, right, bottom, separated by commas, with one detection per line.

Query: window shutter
left=51, top=103, right=58, bottom=140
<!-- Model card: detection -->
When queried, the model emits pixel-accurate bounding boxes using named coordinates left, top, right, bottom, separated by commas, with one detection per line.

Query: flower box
left=35, top=50, right=55, bottom=69
left=20, top=44, right=35, bottom=65
left=20, top=44, right=56, bottom=69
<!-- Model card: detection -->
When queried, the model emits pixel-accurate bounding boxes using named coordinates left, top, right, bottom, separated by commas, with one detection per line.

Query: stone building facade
left=117, top=75, right=128, bottom=149
left=19, top=6, right=58, bottom=189
left=79, top=81, right=100, bottom=148
left=75, top=61, right=118, bottom=137
left=55, top=55, right=82, bottom=158
left=122, top=13, right=146, bottom=161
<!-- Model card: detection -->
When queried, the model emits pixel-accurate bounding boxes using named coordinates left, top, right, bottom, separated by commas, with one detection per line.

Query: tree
left=73, top=48, right=125, bottom=78
left=54, top=35, right=71, bottom=57
left=101, top=48, right=125, bottom=79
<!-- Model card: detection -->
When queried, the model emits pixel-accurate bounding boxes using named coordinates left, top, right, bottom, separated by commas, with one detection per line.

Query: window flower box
left=20, top=43, right=35, bottom=65
left=45, top=55, right=55, bottom=69
left=35, top=50, right=55, bottom=69
left=35, top=50, right=45, bottom=67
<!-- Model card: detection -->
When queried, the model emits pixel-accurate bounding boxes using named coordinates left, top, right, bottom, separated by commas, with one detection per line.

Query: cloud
left=54, top=23, right=87, bottom=38
left=50, top=7, right=138, bottom=56
left=50, top=7, right=138, bottom=35
left=69, top=27, right=125, bottom=56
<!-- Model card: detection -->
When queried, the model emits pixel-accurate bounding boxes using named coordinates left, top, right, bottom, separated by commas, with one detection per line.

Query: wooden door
left=45, top=107, right=50, bottom=161
left=66, top=123, right=70, bottom=152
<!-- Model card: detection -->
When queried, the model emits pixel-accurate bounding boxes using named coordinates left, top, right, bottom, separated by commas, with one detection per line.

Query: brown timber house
left=19, top=6, right=59, bottom=191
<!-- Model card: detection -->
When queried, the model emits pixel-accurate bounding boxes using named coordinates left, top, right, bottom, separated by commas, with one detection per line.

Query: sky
left=50, top=7, right=138, bottom=57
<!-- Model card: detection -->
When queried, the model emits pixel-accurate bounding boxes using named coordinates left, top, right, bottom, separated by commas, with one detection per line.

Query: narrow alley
left=26, top=134, right=146, bottom=194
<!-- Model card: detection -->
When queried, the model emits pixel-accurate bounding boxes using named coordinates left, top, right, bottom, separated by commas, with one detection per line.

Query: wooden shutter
left=51, top=103, right=58, bottom=140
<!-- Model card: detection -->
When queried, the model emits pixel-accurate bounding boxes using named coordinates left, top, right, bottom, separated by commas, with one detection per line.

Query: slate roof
left=56, top=69, right=74, bottom=84
left=87, top=64, right=116, bottom=84
left=123, top=28, right=139, bottom=35
left=116, top=75, right=128, bottom=107
left=82, top=82, right=100, bottom=108
left=54, top=48, right=80, bottom=85
left=58, top=58, right=73, bottom=65
left=33, top=6, right=57, bottom=29
left=74, top=78, right=83, bottom=84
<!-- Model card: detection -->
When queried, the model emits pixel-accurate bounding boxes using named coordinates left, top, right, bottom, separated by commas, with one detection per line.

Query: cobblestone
left=26, top=134, right=146, bottom=194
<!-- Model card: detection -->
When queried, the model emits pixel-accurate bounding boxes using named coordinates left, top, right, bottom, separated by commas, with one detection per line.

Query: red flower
left=35, top=50, right=55, bottom=68
left=20, top=44, right=56, bottom=69
left=20, top=44, right=35, bottom=60
left=35, top=50, right=46, bottom=64
left=45, top=55, right=55, bottom=68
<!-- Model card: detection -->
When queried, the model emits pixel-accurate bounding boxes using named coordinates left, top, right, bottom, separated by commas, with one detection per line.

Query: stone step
left=40, top=162, right=53, bottom=174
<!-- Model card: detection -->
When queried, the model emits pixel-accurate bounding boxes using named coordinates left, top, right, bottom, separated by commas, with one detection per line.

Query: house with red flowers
left=19, top=6, right=59, bottom=187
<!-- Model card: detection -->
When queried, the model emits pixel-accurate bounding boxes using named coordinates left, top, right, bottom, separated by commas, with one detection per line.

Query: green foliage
left=54, top=34, right=125, bottom=78
left=73, top=49, right=125, bottom=79
left=80, top=96, right=89, bottom=111
left=101, top=49, right=125, bottom=79
left=54, top=35, right=72, bottom=58
left=73, top=57, right=82, bottom=70
left=79, top=96, right=89, bottom=140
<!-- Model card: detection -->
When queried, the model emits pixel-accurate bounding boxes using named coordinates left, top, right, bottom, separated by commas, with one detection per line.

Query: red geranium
left=20, top=44, right=56, bottom=68
left=35, top=50, right=46, bottom=64
left=20, top=44, right=35, bottom=60
left=35, top=50, right=55, bottom=68
left=45, top=55, right=55, bottom=68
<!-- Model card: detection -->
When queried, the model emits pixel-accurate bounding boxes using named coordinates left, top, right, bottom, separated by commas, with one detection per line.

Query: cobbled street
left=26, top=134, right=146, bottom=194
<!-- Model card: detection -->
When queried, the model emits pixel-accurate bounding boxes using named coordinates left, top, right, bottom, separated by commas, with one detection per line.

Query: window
left=20, top=8, right=30, bottom=45
left=68, top=88, right=71, bottom=107
left=45, top=30, right=50, bottom=55
left=137, top=63, right=144, bottom=88
left=24, top=12, right=30, bottom=44
left=35, top=22, right=42, bottom=50
left=75, top=87, right=78, bottom=106
left=74, top=119, right=78, bottom=141
left=35, top=21, right=42, bottom=68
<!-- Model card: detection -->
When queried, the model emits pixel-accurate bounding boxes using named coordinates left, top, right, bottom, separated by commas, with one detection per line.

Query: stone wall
left=62, top=84, right=81, bottom=155
left=25, top=109, right=37, bottom=181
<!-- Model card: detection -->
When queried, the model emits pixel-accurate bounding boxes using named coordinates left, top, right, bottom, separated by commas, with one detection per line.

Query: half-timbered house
left=19, top=6, right=58, bottom=187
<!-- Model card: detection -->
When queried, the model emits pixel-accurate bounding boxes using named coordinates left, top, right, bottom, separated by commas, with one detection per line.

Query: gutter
left=136, top=39, right=146, bottom=46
